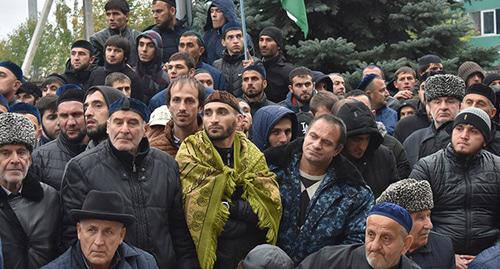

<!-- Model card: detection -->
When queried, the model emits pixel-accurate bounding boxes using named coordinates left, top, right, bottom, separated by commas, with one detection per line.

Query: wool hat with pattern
left=204, top=90, right=241, bottom=114
left=424, top=74, right=465, bottom=102
left=0, top=112, right=36, bottom=152
left=376, top=178, right=434, bottom=213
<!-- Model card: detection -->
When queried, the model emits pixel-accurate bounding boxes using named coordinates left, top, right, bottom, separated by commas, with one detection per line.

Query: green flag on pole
left=281, top=0, right=309, bottom=38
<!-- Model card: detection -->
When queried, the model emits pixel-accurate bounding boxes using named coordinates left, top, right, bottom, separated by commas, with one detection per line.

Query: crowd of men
left=0, top=0, right=500, bottom=268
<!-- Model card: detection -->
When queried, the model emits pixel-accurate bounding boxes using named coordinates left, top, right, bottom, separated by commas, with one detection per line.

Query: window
left=470, top=9, right=500, bottom=36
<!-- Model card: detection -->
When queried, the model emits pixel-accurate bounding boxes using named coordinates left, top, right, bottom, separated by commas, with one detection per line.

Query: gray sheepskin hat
left=0, top=112, right=36, bottom=152
left=425, top=74, right=465, bottom=102
left=376, top=178, right=434, bottom=213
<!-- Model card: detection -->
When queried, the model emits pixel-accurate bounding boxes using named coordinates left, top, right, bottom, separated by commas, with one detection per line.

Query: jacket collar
left=58, top=132, right=87, bottom=156
left=222, top=49, right=245, bottom=63
left=0, top=169, right=44, bottom=202
left=104, top=61, right=127, bottom=73
left=108, top=138, right=150, bottom=171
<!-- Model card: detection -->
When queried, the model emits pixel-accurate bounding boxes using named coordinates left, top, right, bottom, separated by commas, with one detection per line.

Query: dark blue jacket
left=41, top=242, right=158, bottom=269
left=250, top=105, right=297, bottom=151
left=469, top=243, right=500, bottom=269
left=203, top=0, right=238, bottom=64
left=265, top=138, right=374, bottom=263
left=375, top=105, right=398, bottom=135
left=407, top=231, right=455, bottom=269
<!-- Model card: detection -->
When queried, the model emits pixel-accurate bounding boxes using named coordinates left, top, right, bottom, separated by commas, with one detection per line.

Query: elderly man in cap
left=403, top=74, right=464, bottom=166
left=61, top=97, right=199, bottom=269
left=410, top=107, right=500, bottom=268
left=0, top=61, right=24, bottom=105
left=61, top=40, right=97, bottom=86
left=0, top=113, right=60, bottom=269
left=84, top=86, right=125, bottom=149
left=32, top=88, right=87, bottom=190
left=176, top=91, right=282, bottom=269
left=377, top=179, right=455, bottom=268
left=298, top=202, right=420, bottom=269
left=43, top=190, right=158, bottom=269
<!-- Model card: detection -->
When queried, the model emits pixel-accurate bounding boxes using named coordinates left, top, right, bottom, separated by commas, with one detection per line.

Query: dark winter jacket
left=241, top=93, right=275, bottom=116
left=60, top=139, right=200, bottom=269
left=278, top=92, right=311, bottom=113
left=61, top=58, right=97, bottom=87
left=0, top=171, right=60, bottom=269
left=403, top=121, right=453, bottom=167
left=213, top=50, right=258, bottom=97
left=407, top=231, right=455, bottom=269
left=42, top=241, right=158, bottom=269
left=203, top=0, right=238, bottom=65
left=469, top=243, right=500, bottom=269
left=263, top=54, right=295, bottom=103
left=486, top=122, right=500, bottom=156
left=145, top=22, right=188, bottom=63
left=89, top=26, right=141, bottom=67
left=31, top=133, right=87, bottom=190
left=265, top=138, right=374, bottom=263
left=410, top=145, right=500, bottom=255
left=375, top=104, right=398, bottom=135
left=86, top=62, right=145, bottom=101
left=250, top=105, right=298, bottom=151
left=297, top=244, right=421, bottom=269
left=197, top=61, right=226, bottom=90
left=383, top=134, right=411, bottom=179
left=394, top=101, right=430, bottom=143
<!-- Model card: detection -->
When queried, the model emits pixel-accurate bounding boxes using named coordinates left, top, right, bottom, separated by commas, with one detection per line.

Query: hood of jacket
left=250, top=105, right=298, bottom=151
left=336, top=101, right=383, bottom=155
left=203, top=0, right=238, bottom=31
left=135, top=30, right=163, bottom=76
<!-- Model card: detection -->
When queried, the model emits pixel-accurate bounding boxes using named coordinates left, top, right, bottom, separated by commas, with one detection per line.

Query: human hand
left=455, top=254, right=475, bottom=269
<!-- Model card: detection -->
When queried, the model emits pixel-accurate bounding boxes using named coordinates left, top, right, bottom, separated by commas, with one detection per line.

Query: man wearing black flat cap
left=61, top=97, right=199, bottom=269
left=61, top=40, right=97, bottom=87
left=0, top=60, right=24, bottom=105
left=43, top=190, right=158, bottom=269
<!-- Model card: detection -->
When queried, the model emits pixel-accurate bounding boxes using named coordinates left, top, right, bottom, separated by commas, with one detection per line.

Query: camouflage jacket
left=265, top=138, right=374, bottom=264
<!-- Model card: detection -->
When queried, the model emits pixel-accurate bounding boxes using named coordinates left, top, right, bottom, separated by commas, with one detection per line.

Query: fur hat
left=259, top=26, right=284, bottom=50
left=0, top=112, right=36, bottom=152
left=425, top=74, right=465, bottom=102
left=9, top=102, right=41, bottom=124
left=458, top=61, right=485, bottom=82
left=204, top=90, right=241, bottom=114
left=376, top=178, right=434, bottom=213
left=108, top=97, right=150, bottom=122
left=453, top=107, right=491, bottom=142
left=0, top=61, right=24, bottom=82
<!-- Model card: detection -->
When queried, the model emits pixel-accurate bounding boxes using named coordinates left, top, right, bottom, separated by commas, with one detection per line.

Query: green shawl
left=176, top=130, right=282, bottom=269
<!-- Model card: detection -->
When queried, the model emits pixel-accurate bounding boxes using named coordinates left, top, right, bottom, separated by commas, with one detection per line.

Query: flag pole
left=239, top=0, right=248, bottom=60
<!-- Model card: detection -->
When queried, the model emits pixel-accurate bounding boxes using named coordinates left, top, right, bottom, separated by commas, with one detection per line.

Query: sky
left=0, top=0, right=56, bottom=40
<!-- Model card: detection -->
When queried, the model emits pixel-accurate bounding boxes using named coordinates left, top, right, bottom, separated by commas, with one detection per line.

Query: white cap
left=149, top=105, right=171, bottom=126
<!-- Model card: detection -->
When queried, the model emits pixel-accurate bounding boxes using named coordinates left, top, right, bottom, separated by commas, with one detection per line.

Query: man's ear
left=143, top=121, right=150, bottom=137
left=199, top=46, right=205, bottom=56
left=263, top=79, right=268, bottom=90
left=401, top=234, right=414, bottom=255
left=188, top=68, right=196, bottom=77
left=89, top=56, right=96, bottom=64
left=289, top=84, right=293, bottom=93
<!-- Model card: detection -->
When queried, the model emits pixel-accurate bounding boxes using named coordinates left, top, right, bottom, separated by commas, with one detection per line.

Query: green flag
left=281, top=0, right=309, bottom=38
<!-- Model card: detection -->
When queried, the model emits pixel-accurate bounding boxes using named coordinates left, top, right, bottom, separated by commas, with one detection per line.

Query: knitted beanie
left=457, top=61, right=485, bottom=82
left=87, top=86, right=125, bottom=106
left=425, top=74, right=465, bottom=102
left=204, top=90, right=242, bottom=114
left=376, top=179, right=434, bottom=213
left=465, top=84, right=496, bottom=106
left=136, top=30, right=163, bottom=50
left=453, top=107, right=491, bottom=142
left=418, top=54, right=442, bottom=69
left=484, top=73, right=500, bottom=87
left=259, top=26, right=284, bottom=50
left=0, top=113, right=36, bottom=152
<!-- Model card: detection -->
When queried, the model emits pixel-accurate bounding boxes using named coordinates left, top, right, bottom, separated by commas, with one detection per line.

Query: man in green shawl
left=176, top=90, right=282, bottom=269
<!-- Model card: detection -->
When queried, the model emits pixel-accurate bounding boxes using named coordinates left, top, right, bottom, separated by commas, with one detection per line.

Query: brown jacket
left=147, top=119, right=202, bottom=157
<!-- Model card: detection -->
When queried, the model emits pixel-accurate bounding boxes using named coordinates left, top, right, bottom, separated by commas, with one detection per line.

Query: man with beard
left=176, top=91, right=282, bottom=269
left=84, top=86, right=125, bottom=149
left=147, top=0, right=188, bottom=62
left=251, top=105, right=298, bottom=151
left=32, top=89, right=87, bottom=190
left=61, top=40, right=96, bottom=87
left=279, top=66, right=315, bottom=113
left=35, top=96, right=60, bottom=146
left=241, top=63, right=274, bottom=115
left=148, top=76, right=204, bottom=156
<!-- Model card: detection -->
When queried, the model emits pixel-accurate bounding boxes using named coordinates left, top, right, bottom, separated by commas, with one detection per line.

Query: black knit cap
left=259, top=26, right=284, bottom=50
left=465, top=84, right=496, bottom=106
left=484, top=73, right=500, bottom=87
left=57, top=88, right=86, bottom=107
left=453, top=107, right=491, bottom=142
left=87, top=86, right=125, bottom=106
left=71, top=40, right=94, bottom=55
left=104, top=0, right=130, bottom=14
left=418, top=54, right=441, bottom=69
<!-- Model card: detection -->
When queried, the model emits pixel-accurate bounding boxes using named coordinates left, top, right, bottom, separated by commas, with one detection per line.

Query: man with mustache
left=377, top=179, right=455, bottom=268
left=176, top=91, right=282, bottom=269
left=403, top=74, right=464, bottom=167
left=411, top=107, right=500, bottom=268
left=32, top=89, right=87, bottom=190
left=61, top=97, right=200, bottom=269
left=279, top=66, right=315, bottom=113
left=240, top=63, right=274, bottom=116
left=148, top=76, right=204, bottom=156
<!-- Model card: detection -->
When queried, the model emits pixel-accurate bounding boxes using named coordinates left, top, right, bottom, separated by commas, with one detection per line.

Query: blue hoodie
left=250, top=105, right=298, bottom=151
left=203, top=0, right=238, bottom=64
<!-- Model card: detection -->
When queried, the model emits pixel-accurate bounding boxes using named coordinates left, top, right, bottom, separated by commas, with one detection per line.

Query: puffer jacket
left=265, top=138, right=374, bottom=263
left=410, top=145, right=500, bottom=255
left=90, top=26, right=141, bottom=67
left=42, top=241, right=158, bottom=269
left=250, top=105, right=298, bottom=151
left=31, top=134, right=87, bottom=190
left=213, top=50, right=258, bottom=97
left=60, top=139, right=200, bottom=269
left=0, top=171, right=60, bottom=269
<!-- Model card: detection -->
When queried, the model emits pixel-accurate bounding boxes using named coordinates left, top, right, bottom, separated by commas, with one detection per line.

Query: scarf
left=176, top=131, right=282, bottom=269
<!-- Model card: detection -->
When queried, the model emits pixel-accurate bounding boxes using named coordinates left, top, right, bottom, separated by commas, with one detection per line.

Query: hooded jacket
left=61, top=59, right=97, bottom=87
left=336, top=101, right=399, bottom=197
left=203, top=0, right=238, bottom=65
left=278, top=92, right=311, bottom=113
left=250, top=105, right=298, bottom=151
left=89, top=26, right=140, bottom=67
left=134, top=31, right=169, bottom=102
